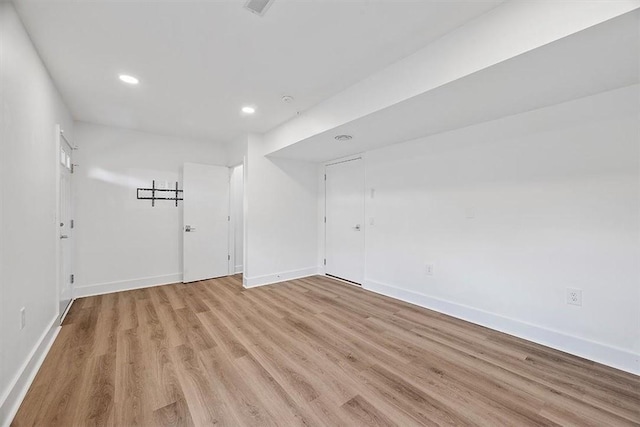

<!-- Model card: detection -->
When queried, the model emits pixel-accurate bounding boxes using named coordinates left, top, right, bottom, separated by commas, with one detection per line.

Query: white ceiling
left=14, top=0, right=503, bottom=143
left=270, top=10, right=640, bottom=162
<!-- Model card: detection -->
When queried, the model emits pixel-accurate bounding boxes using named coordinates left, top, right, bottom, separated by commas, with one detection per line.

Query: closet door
left=325, top=157, right=365, bottom=284
left=183, top=163, right=229, bottom=282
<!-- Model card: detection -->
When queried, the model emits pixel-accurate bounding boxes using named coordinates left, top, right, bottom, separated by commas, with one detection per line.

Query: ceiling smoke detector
left=334, top=135, right=353, bottom=142
left=244, top=0, right=275, bottom=17
left=281, top=95, right=294, bottom=103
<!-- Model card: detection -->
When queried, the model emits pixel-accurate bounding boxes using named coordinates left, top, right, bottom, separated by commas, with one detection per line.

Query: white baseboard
left=234, top=265, right=243, bottom=274
left=364, top=279, right=640, bottom=375
left=243, top=267, right=319, bottom=288
left=59, top=298, right=75, bottom=325
left=74, top=273, right=183, bottom=298
left=0, top=316, right=61, bottom=427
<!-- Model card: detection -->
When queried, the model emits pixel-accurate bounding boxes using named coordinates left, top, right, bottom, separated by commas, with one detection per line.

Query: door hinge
left=323, top=258, right=326, bottom=266
left=70, top=219, right=75, bottom=229
left=324, top=174, right=326, bottom=181
left=228, top=215, right=230, bottom=221
left=70, top=164, right=75, bottom=174
left=324, top=216, right=326, bottom=223
left=70, top=274, right=75, bottom=284
left=228, top=255, right=231, bottom=261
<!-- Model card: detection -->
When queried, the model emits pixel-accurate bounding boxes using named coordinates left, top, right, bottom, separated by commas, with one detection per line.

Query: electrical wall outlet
left=20, top=307, right=26, bottom=330
left=425, top=264, right=434, bottom=276
left=567, top=288, right=582, bottom=306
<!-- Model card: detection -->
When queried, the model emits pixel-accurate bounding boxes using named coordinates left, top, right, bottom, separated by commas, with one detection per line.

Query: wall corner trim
left=364, top=279, right=640, bottom=376
left=0, top=317, right=61, bottom=427
left=243, top=267, right=320, bottom=289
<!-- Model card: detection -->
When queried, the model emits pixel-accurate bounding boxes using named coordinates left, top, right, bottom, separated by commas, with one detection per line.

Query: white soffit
left=268, top=11, right=640, bottom=163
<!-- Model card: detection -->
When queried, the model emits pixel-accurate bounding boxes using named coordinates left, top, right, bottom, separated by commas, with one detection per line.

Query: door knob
left=185, top=225, right=196, bottom=232
left=354, top=224, right=361, bottom=231
left=60, top=235, right=69, bottom=239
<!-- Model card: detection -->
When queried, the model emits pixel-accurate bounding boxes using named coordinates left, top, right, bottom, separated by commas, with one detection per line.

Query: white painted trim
left=324, top=152, right=364, bottom=167
left=243, top=267, right=320, bottom=288
left=59, top=298, right=75, bottom=325
left=235, top=265, right=243, bottom=274
left=0, top=316, right=61, bottom=427
left=73, top=273, right=183, bottom=298
left=364, top=279, right=640, bottom=375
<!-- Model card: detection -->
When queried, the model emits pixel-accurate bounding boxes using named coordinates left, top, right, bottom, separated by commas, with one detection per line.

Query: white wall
left=73, top=122, right=227, bottom=296
left=361, top=85, right=640, bottom=373
left=0, top=2, right=74, bottom=423
left=243, top=134, right=319, bottom=287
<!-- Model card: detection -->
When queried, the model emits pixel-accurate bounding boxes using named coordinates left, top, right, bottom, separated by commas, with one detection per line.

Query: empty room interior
left=2, top=0, right=640, bottom=425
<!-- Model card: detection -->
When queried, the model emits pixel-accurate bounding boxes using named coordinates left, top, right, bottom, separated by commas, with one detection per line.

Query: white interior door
left=183, top=163, right=229, bottom=283
left=325, top=157, right=365, bottom=284
left=58, top=134, right=73, bottom=323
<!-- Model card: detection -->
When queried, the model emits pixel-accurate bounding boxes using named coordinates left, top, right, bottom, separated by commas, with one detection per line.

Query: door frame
left=55, top=125, right=76, bottom=324
left=227, top=162, right=245, bottom=276
left=323, top=153, right=366, bottom=284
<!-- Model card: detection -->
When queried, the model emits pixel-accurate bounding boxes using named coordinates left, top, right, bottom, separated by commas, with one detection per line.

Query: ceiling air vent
left=244, top=0, right=275, bottom=17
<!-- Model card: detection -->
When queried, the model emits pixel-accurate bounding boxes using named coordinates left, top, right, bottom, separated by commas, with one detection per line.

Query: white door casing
left=183, top=162, right=229, bottom=283
left=325, top=157, right=365, bottom=284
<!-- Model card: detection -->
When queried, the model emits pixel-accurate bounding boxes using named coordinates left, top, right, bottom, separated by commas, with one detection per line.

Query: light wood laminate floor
left=13, top=274, right=640, bottom=426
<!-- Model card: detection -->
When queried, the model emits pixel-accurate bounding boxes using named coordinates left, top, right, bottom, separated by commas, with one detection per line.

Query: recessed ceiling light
left=335, top=135, right=353, bottom=141
left=242, top=106, right=256, bottom=114
left=119, top=74, right=139, bottom=85
left=282, top=95, right=294, bottom=103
